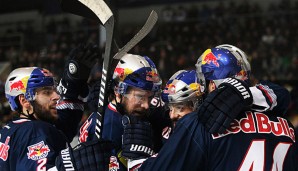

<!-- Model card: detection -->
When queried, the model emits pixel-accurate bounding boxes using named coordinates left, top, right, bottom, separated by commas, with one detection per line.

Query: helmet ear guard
left=114, top=82, right=128, bottom=95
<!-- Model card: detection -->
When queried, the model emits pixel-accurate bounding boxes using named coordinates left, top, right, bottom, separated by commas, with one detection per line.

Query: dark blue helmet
left=195, top=44, right=251, bottom=92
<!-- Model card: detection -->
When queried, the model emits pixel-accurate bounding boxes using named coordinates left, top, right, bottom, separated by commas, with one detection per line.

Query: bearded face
left=32, top=86, right=60, bottom=123
left=120, top=87, right=154, bottom=119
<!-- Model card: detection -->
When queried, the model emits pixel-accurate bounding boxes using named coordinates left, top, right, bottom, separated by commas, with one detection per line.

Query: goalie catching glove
left=197, top=77, right=253, bottom=134
left=55, top=140, right=115, bottom=171
left=57, top=43, right=100, bottom=101
left=122, top=115, right=155, bottom=160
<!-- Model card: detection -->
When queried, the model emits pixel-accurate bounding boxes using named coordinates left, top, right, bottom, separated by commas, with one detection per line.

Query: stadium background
left=0, top=0, right=297, bottom=130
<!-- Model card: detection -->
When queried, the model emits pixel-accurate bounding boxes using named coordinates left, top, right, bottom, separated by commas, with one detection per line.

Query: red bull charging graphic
left=146, top=70, right=159, bottom=82
left=163, top=83, right=176, bottom=94
left=27, top=141, right=50, bottom=160
left=9, top=77, right=29, bottom=93
left=114, top=67, right=133, bottom=81
left=201, top=49, right=221, bottom=67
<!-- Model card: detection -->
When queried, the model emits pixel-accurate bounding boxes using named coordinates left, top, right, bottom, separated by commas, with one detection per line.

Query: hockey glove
left=55, top=140, right=115, bottom=171
left=57, top=43, right=100, bottom=101
left=122, top=115, right=155, bottom=160
left=87, top=80, right=101, bottom=112
left=197, top=77, right=253, bottom=134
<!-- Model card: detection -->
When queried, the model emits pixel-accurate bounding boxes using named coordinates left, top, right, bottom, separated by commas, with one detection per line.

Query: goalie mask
left=112, top=53, right=162, bottom=95
left=195, top=44, right=251, bottom=93
left=5, top=67, right=55, bottom=111
left=161, top=70, right=203, bottom=109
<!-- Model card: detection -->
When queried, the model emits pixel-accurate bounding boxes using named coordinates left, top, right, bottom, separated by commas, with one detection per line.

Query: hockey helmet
left=195, top=44, right=251, bottom=92
left=162, top=70, right=202, bottom=108
left=112, top=54, right=162, bottom=95
left=5, top=67, right=55, bottom=111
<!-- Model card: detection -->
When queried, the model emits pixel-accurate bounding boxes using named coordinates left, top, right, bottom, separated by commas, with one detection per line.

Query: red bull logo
left=163, top=84, right=176, bottom=94
left=236, top=70, right=248, bottom=81
left=146, top=70, right=159, bottom=82
left=114, top=67, right=133, bottom=81
left=27, top=141, right=50, bottom=160
left=10, top=80, right=25, bottom=92
left=109, top=156, right=119, bottom=171
left=202, top=49, right=220, bottom=67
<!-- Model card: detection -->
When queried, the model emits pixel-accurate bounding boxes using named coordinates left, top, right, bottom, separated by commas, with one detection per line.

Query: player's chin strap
left=115, top=95, right=126, bottom=116
left=20, top=109, right=36, bottom=120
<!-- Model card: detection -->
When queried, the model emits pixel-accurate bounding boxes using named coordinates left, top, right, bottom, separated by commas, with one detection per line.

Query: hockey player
left=0, top=43, right=98, bottom=170
left=123, top=44, right=297, bottom=170
left=0, top=67, right=71, bottom=170
left=161, top=70, right=202, bottom=127
left=77, top=53, right=163, bottom=170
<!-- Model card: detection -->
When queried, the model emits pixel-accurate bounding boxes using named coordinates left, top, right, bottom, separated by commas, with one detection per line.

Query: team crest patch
left=27, top=141, right=50, bottom=160
left=109, top=156, right=120, bottom=171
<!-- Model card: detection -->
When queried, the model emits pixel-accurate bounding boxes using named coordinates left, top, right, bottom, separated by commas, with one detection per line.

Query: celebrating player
left=123, top=44, right=297, bottom=170
left=162, top=70, right=202, bottom=127
left=0, top=67, right=71, bottom=170
left=0, top=43, right=98, bottom=170
left=78, top=53, right=163, bottom=170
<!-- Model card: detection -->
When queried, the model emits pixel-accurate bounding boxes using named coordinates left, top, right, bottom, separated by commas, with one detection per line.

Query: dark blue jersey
left=0, top=119, right=68, bottom=171
left=79, top=101, right=170, bottom=171
left=138, top=111, right=298, bottom=171
left=79, top=102, right=125, bottom=170
left=79, top=103, right=123, bottom=148
left=56, top=100, right=84, bottom=142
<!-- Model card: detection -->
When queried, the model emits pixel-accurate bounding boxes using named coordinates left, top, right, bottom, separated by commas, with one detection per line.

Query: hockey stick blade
left=113, top=10, right=158, bottom=59
left=78, top=0, right=113, bottom=24
left=59, top=0, right=100, bottom=21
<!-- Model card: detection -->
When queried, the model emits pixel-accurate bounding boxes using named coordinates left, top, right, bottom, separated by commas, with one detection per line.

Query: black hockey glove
left=55, top=140, right=115, bottom=171
left=197, top=78, right=253, bottom=134
left=57, top=43, right=100, bottom=101
left=87, top=80, right=101, bottom=112
left=122, top=115, right=155, bottom=160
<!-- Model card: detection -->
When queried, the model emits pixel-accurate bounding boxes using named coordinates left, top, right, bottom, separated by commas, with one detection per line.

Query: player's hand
left=57, top=43, right=100, bottom=101
left=55, top=140, right=115, bottom=171
left=122, top=115, right=155, bottom=160
left=197, top=77, right=253, bottom=134
left=87, top=80, right=101, bottom=112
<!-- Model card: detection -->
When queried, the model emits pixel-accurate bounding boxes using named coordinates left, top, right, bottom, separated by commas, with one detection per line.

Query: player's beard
left=122, top=98, right=150, bottom=119
left=32, top=101, right=58, bottom=124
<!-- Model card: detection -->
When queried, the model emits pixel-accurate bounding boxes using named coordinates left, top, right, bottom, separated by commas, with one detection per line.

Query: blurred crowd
left=0, top=0, right=298, bottom=127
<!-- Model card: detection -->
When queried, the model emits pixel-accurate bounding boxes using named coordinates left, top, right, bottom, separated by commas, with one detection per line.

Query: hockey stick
left=59, top=0, right=158, bottom=140
left=59, top=0, right=114, bottom=139
left=113, top=10, right=158, bottom=59
left=77, top=0, right=115, bottom=139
